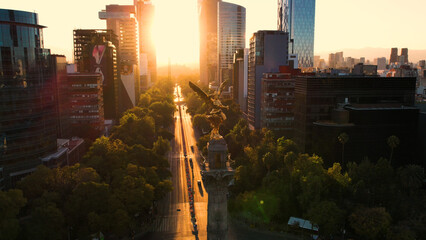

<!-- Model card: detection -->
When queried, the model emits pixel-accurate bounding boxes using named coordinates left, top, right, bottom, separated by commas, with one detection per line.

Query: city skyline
left=2, top=0, right=426, bottom=66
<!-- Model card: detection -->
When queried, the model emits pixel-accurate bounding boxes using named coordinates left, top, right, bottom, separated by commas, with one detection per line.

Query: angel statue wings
left=189, top=80, right=229, bottom=139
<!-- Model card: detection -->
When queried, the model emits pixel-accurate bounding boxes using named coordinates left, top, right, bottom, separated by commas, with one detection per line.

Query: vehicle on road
left=190, top=145, right=194, bottom=153
left=197, top=180, right=202, bottom=188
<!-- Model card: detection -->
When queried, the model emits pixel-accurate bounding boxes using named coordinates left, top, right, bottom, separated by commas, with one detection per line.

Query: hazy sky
left=2, top=0, right=425, bottom=66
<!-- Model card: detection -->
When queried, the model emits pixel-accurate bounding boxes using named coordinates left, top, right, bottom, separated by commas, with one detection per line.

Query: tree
left=262, top=152, right=274, bottom=173
left=0, top=189, right=27, bottom=240
left=26, top=203, right=65, bottom=240
left=398, top=164, right=424, bottom=196
left=192, top=114, right=211, bottom=133
left=349, top=207, right=392, bottom=240
left=306, top=200, right=345, bottom=236
left=338, top=132, right=349, bottom=166
left=152, top=136, right=171, bottom=156
left=387, top=135, right=400, bottom=164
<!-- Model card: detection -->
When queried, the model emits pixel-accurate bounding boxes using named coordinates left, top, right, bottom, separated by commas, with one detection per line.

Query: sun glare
left=152, top=0, right=199, bottom=67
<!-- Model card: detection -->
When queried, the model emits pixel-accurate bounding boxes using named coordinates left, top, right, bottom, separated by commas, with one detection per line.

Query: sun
left=152, top=0, right=200, bottom=67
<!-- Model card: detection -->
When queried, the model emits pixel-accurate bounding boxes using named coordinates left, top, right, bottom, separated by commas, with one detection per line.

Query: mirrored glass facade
left=218, top=2, right=245, bottom=85
left=0, top=9, right=56, bottom=188
left=278, top=0, right=315, bottom=68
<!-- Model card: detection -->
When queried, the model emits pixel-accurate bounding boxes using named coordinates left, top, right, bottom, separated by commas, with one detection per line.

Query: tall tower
left=199, top=0, right=221, bottom=86
left=134, top=0, right=157, bottom=88
left=247, top=31, right=289, bottom=129
left=217, top=1, right=246, bottom=90
left=0, top=9, right=57, bottom=188
left=99, top=5, right=140, bottom=111
left=278, top=0, right=316, bottom=68
left=390, top=47, right=398, bottom=64
left=401, top=48, right=408, bottom=64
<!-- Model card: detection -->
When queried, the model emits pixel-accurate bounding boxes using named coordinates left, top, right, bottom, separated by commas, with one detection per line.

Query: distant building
left=390, top=47, right=398, bottom=64
left=0, top=9, right=58, bottom=188
left=314, top=55, right=320, bottom=68
left=401, top=48, right=409, bottom=64
left=278, top=0, right=316, bottom=68
left=328, top=53, right=336, bottom=68
left=376, top=57, right=387, bottom=70
left=99, top=5, right=140, bottom=110
left=134, top=0, right=157, bottom=87
left=247, top=31, right=289, bottom=129
left=68, top=73, right=105, bottom=136
left=199, top=0, right=220, bottom=86
left=218, top=1, right=246, bottom=92
left=335, top=52, right=344, bottom=68
left=352, top=63, right=378, bottom=76
left=294, top=76, right=418, bottom=166
left=232, top=48, right=248, bottom=112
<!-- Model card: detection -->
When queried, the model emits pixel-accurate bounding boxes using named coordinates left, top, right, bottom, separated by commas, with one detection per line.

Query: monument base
left=202, top=136, right=234, bottom=240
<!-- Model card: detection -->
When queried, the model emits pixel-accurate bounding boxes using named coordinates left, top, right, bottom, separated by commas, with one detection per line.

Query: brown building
left=261, top=72, right=295, bottom=138
left=68, top=73, right=105, bottom=137
left=294, top=76, right=418, bottom=167
left=390, top=47, right=398, bottom=64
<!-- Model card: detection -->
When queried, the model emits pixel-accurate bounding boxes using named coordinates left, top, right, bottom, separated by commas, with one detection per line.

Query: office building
left=0, top=9, right=58, bottom=188
left=99, top=5, right=140, bottom=110
left=68, top=73, right=105, bottom=135
left=294, top=76, right=418, bottom=166
left=199, top=0, right=220, bottom=86
left=73, top=29, right=118, bottom=73
left=278, top=0, right=316, bottom=68
left=328, top=53, right=336, bottom=68
left=352, top=63, right=378, bottom=76
left=247, top=31, right=289, bottom=129
left=401, top=48, right=408, bottom=64
left=134, top=0, right=157, bottom=87
left=260, top=70, right=295, bottom=138
left=376, top=57, right=387, bottom=70
left=73, top=29, right=120, bottom=120
left=232, top=48, right=248, bottom=112
left=218, top=1, right=246, bottom=91
left=390, top=47, right=398, bottom=64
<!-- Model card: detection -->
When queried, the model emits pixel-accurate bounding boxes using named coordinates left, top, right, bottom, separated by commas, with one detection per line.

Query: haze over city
left=2, top=0, right=426, bottom=65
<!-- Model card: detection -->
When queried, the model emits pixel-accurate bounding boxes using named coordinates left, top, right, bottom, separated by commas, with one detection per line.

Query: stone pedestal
left=201, top=136, right=234, bottom=240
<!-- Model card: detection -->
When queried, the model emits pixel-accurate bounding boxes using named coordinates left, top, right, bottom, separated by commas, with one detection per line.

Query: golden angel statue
left=189, top=81, right=229, bottom=139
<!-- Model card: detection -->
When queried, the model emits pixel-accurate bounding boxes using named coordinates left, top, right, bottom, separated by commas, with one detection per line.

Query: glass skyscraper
left=218, top=1, right=246, bottom=86
left=278, top=0, right=315, bottom=68
left=0, top=9, right=57, bottom=188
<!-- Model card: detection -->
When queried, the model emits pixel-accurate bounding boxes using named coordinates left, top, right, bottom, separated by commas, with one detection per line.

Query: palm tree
left=338, top=133, right=349, bottom=166
left=387, top=135, right=400, bottom=164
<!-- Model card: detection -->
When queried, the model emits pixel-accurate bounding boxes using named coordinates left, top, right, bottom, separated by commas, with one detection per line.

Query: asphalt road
left=142, top=85, right=295, bottom=240
left=142, top=86, right=208, bottom=240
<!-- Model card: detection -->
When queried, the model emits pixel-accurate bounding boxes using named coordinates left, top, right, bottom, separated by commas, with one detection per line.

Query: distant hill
left=316, top=47, right=426, bottom=63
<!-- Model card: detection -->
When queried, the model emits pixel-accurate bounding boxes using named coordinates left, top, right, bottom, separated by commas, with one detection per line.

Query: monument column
left=202, top=136, right=234, bottom=240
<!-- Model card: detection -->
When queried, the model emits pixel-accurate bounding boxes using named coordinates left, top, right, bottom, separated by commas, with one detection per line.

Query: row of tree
left=224, top=120, right=425, bottom=240
left=0, top=79, right=176, bottom=240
